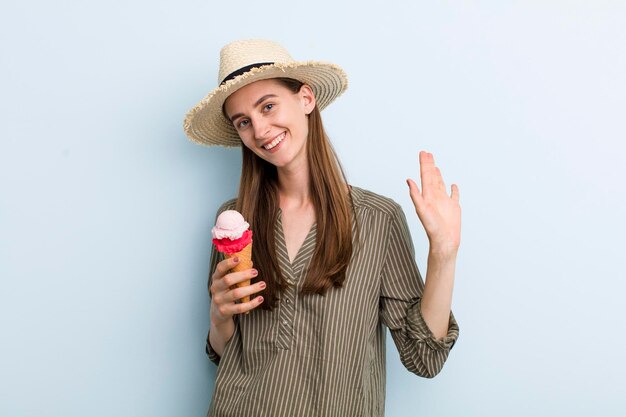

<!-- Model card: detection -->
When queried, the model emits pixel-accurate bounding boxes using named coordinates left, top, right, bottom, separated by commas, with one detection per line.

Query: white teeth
left=264, top=132, right=285, bottom=150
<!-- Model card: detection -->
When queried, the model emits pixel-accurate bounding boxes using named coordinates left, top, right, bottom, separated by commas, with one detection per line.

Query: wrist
left=210, top=306, right=234, bottom=330
left=428, top=246, right=458, bottom=262
left=210, top=316, right=234, bottom=339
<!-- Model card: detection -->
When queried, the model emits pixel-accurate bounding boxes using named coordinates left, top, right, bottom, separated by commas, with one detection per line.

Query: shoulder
left=350, top=185, right=403, bottom=219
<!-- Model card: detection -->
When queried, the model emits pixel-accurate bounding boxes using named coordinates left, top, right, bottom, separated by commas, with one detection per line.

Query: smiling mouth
left=263, top=132, right=286, bottom=150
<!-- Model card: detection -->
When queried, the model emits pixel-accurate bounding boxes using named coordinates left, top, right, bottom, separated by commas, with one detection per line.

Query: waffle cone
left=224, top=241, right=253, bottom=303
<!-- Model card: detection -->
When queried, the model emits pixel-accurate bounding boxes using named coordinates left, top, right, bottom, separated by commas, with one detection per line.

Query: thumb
left=406, top=179, right=423, bottom=208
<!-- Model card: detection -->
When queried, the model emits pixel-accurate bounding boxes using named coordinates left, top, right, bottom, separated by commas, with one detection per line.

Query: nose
left=252, top=116, right=271, bottom=141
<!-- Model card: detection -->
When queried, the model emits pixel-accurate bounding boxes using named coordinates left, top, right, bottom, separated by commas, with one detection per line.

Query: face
left=223, top=79, right=316, bottom=170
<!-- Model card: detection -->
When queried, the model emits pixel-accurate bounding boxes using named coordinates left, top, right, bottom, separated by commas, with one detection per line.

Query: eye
left=263, top=103, right=274, bottom=111
left=236, top=119, right=249, bottom=129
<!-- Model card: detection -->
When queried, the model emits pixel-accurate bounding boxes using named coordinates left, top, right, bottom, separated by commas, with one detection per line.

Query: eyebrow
left=228, top=94, right=278, bottom=123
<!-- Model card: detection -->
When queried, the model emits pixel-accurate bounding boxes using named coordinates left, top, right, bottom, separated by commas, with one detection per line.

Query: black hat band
left=220, top=62, right=275, bottom=85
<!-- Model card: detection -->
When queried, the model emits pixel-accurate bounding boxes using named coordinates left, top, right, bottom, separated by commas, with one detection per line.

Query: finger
left=223, top=268, right=258, bottom=288
left=212, top=277, right=262, bottom=306
left=230, top=295, right=265, bottom=315
left=424, top=151, right=436, bottom=166
left=228, top=281, right=266, bottom=303
left=435, top=167, right=446, bottom=191
left=420, top=151, right=438, bottom=193
left=212, top=266, right=256, bottom=295
left=406, top=178, right=424, bottom=211
left=406, top=178, right=421, bottom=200
left=451, top=183, right=460, bottom=202
left=214, top=256, right=240, bottom=278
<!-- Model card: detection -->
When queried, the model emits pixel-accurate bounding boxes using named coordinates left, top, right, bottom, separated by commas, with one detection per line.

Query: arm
left=421, top=250, right=457, bottom=339
left=208, top=255, right=262, bottom=357
left=380, top=151, right=461, bottom=377
left=379, top=203, right=459, bottom=378
left=205, top=229, right=229, bottom=365
left=205, top=200, right=265, bottom=364
left=407, top=150, right=461, bottom=340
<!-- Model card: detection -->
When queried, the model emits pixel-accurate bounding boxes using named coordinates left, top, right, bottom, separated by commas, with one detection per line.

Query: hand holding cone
left=212, top=210, right=254, bottom=303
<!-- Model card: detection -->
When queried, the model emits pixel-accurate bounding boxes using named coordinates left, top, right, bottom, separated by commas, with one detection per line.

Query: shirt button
left=285, top=299, right=290, bottom=304
left=282, top=319, right=288, bottom=325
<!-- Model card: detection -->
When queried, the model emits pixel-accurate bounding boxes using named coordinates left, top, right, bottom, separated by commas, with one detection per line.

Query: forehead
left=224, top=79, right=287, bottom=110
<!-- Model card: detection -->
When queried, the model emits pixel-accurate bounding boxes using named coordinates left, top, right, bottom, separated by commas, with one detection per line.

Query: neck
left=277, top=160, right=311, bottom=209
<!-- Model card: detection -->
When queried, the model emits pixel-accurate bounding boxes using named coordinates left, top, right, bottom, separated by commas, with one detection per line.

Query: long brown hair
left=228, top=77, right=358, bottom=309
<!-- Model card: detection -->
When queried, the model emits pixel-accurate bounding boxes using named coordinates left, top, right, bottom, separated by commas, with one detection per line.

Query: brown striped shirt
left=205, top=185, right=459, bottom=417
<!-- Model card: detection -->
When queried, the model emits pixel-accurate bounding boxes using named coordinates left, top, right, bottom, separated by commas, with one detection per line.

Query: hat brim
left=183, top=61, right=348, bottom=148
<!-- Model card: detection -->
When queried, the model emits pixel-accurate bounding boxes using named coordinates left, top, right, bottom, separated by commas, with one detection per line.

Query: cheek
left=295, top=114, right=310, bottom=138
left=238, top=135, right=254, bottom=150
left=283, top=110, right=308, bottom=134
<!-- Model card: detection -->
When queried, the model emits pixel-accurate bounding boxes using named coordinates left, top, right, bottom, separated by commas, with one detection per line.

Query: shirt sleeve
left=379, top=201, right=460, bottom=378
left=204, top=198, right=237, bottom=365
left=206, top=330, right=222, bottom=366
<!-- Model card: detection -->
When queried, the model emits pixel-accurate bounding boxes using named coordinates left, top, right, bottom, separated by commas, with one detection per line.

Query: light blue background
left=2, top=1, right=625, bottom=416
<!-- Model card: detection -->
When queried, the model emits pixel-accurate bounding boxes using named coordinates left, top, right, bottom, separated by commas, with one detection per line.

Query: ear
left=300, top=84, right=316, bottom=115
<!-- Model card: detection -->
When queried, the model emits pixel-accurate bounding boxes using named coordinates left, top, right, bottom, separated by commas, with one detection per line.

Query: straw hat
left=183, top=39, right=349, bottom=147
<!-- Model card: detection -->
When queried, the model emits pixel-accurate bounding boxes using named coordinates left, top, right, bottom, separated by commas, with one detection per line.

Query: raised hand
left=406, top=151, right=461, bottom=255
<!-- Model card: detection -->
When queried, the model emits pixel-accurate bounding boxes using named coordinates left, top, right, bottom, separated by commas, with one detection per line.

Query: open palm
left=406, top=151, right=461, bottom=254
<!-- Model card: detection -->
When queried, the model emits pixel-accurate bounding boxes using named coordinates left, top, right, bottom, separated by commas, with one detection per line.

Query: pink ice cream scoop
left=211, top=210, right=253, bottom=254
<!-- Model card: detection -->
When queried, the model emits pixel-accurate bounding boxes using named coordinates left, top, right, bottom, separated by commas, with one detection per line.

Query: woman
left=184, top=39, right=461, bottom=417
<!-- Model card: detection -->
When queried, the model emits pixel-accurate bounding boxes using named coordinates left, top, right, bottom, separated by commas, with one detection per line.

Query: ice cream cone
left=224, top=241, right=253, bottom=303
left=212, top=209, right=254, bottom=308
